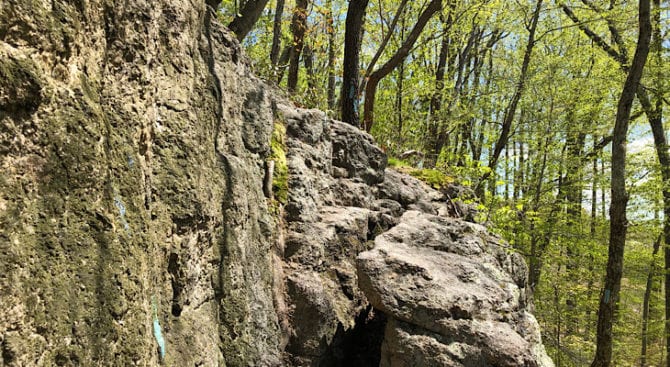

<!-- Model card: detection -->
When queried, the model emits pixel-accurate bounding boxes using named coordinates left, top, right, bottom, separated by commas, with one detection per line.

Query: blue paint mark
left=152, top=298, right=166, bottom=360
left=604, top=289, right=611, bottom=304
left=113, top=196, right=130, bottom=232
left=349, top=84, right=355, bottom=99
left=127, top=156, right=135, bottom=168
left=153, top=317, right=166, bottom=359
left=114, top=197, right=126, bottom=216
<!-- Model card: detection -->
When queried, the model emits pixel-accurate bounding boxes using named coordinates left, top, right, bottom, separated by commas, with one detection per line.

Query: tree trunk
left=276, top=46, right=291, bottom=84
left=287, top=0, right=308, bottom=94
left=340, top=0, right=369, bottom=126
left=363, top=0, right=442, bottom=132
left=303, top=45, right=316, bottom=103
left=270, top=0, right=286, bottom=68
left=228, top=0, right=271, bottom=41
left=591, top=1, right=651, bottom=365
left=586, top=137, right=599, bottom=324
left=326, top=0, right=336, bottom=111
left=396, top=59, right=404, bottom=137
left=567, top=1, right=668, bottom=363
left=642, top=234, right=663, bottom=367
left=646, top=2, right=670, bottom=363
left=426, top=14, right=452, bottom=166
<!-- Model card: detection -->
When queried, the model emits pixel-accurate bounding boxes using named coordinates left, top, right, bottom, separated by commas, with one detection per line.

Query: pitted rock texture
left=278, top=105, right=552, bottom=367
left=278, top=104, right=386, bottom=365
left=358, top=211, right=553, bottom=367
left=1, top=1, right=280, bottom=366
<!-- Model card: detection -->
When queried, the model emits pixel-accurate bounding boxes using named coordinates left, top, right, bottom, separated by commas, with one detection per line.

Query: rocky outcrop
left=0, top=1, right=552, bottom=366
left=277, top=105, right=552, bottom=366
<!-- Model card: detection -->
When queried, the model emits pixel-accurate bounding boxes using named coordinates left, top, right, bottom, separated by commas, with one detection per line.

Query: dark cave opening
left=319, top=305, right=387, bottom=367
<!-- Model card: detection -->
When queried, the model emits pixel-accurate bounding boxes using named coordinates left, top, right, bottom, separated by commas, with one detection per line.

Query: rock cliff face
left=0, top=1, right=553, bottom=366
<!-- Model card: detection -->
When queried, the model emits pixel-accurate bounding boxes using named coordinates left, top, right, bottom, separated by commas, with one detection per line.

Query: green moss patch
left=0, top=55, right=43, bottom=114
left=388, top=157, right=454, bottom=190
left=270, top=122, right=288, bottom=204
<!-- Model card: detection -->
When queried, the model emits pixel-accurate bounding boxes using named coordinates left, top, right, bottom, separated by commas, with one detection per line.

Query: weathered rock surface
left=0, top=1, right=552, bottom=366
left=358, top=211, right=553, bottom=366
left=1, top=1, right=280, bottom=365
left=278, top=104, right=552, bottom=367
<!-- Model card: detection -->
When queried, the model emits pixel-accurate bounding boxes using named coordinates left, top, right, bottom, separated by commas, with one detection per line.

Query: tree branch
left=559, top=3, right=628, bottom=67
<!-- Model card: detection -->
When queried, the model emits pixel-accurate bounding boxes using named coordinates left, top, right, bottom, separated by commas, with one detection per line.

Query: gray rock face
left=278, top=106, right=385, bottom=365
left=279, top=106, right=552, bottom=367
left=330, top=122, right=387, bottom=185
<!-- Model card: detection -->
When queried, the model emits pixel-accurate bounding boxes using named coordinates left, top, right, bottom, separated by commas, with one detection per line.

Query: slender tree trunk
left=470, top=52, right=494, bottom=164
left=340, top=0, right=369, bottom=126
left=528, top=134, right=551, bottom=294
left=601, top=158, right=606, bottom=220
left=518, top=135, right=525, bottom=198
left=276, top=46, right=291, bottom=84
left=591, top=1, right=651, bottom=365
left=642, top=234, right=663, bottom=367
left=555, top=270, right=563, bottom=367
left=228, top=0, right=271, bottom=41
left=505, top=142, right=510, bottom=200
left=645, top=2, right=670, bottom=363
left=303, top=45, right=315, bottom=103
left=426, top=15, right=452, bottom=166
left=396, top=59, right=404, bottom=136
left=270, top=0, right=285, bottom=68
left=586, top=137, right=598, bottom=324
left=287, top=0, right=308, bottom=94
left=326, top=0, right=336, bottom=111
left=363, top=0, right=442, bottom=132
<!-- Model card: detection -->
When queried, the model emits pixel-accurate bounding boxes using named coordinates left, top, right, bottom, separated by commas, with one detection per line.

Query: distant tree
left=270, top=0, right=286, bottom=68
left=479, top=0, right=542, bottom=189
left=362, top=0, right=442, bottom=132
left=325, top=0, right=336, bottom=110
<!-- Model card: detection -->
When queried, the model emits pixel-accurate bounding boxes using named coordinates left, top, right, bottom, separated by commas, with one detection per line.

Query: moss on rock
left=0, top=55, right=43, bottom=114
left=270, top=121, right=289, bottom=205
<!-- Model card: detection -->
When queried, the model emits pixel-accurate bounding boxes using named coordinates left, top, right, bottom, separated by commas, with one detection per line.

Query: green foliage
left=387, top=157, right=411, bottom=168
left=388, top=157, right=454, bottom=189
left=408, top=169, right=453, bottom=190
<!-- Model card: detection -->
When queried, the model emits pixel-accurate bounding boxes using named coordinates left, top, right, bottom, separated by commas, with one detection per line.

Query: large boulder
left=330, top=121, right=387, bottom=185
left=358, top=211, right=554, bottom=367
left=279, top=105, right=552, bottom=367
